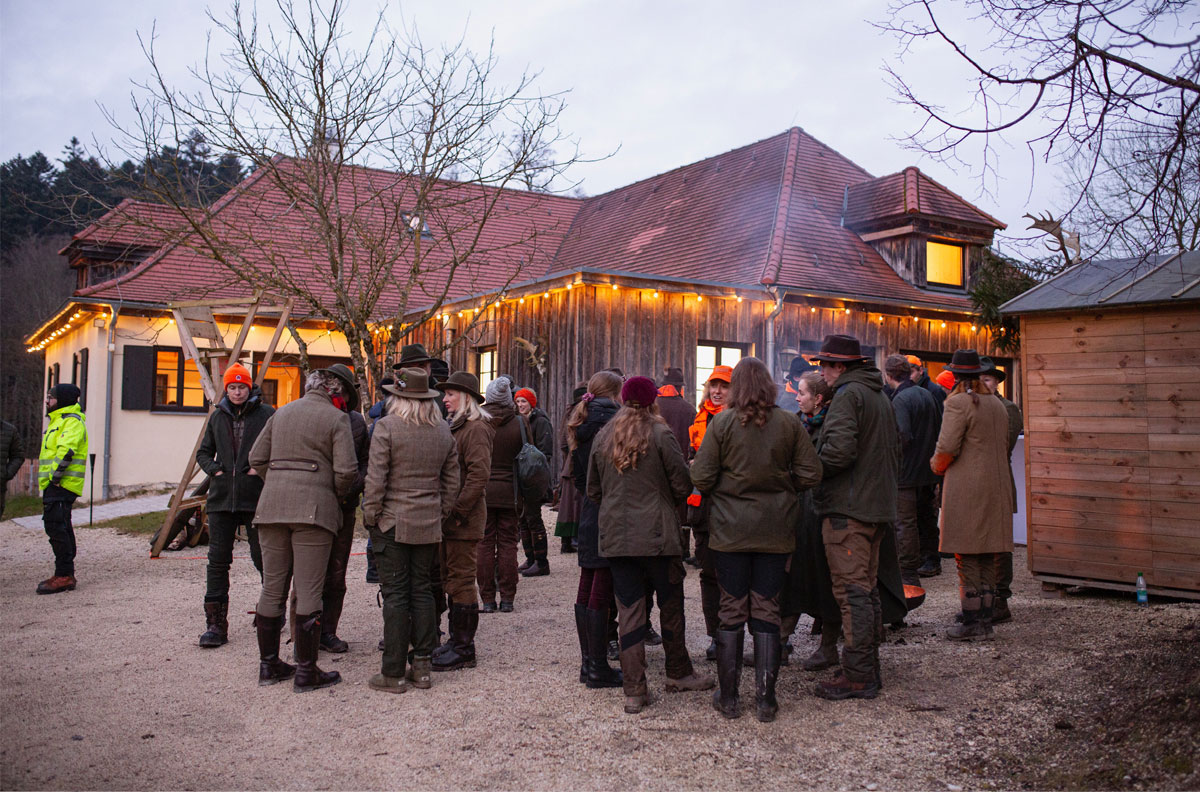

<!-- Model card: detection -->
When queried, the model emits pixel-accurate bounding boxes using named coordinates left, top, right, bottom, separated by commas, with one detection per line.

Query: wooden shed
left=1001, top=251, right=1200, bottom=599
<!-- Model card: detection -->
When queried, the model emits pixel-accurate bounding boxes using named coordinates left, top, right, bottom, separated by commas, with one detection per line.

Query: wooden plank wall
left=1021, top=306, right=1200, bottom=593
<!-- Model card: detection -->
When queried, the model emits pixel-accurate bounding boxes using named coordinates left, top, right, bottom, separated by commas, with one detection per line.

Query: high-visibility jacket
left=686, top=400, right=724, bottom=507
left=39, top=404, right=88, bottom=496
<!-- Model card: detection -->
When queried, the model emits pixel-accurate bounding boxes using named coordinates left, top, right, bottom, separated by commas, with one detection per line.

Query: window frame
left=925, top=239, right=966, bottom=290
left=151, top=346, right=209, bottom=414
left=695, top=340, right=750, bottom=407
left=475, top=345, right=497, bottom=395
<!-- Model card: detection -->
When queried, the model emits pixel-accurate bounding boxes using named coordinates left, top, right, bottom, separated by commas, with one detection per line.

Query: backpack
left=513, top=414, right=552, bottom=505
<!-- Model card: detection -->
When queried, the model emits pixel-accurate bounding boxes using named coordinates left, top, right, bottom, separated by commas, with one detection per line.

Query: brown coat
left=587, top=419, right=691, bottom=558
left=483, top=402, right=528, bottom=512
left=443, top=414, right=495, bottom=541
left=934, top=391, right=1015, bottom=554
left=249, top=389, right=358, bottom=533
left=361, top=415, right=459, bottom=545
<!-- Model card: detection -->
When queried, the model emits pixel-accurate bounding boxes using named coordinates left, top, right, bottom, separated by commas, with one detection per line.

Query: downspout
left=765, top=286, right=785, bottom=379
left=102, top=302, right=122, bottom=501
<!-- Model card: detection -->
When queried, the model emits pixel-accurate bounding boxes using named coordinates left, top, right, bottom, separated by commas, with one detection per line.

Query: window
left=153, top=347, right=208, bottom=411
left=926, top=241, right=965, bottom=288
left=696, top=341, right=747, bottom=406
left=402, top=211, right=433, bottom=239
left=72, top=348, right=89, bottom=410
left=48, top=363, right=60, bottom=389
left=475, top=346, right=497, bottom=394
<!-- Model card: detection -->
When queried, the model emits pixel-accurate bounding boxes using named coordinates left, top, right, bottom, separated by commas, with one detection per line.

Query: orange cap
left=707, top=365, right=733, bottom=384
left=905, top=354, right=923, bottom=367
left=936, top=369, right=956, bottom=390
left=223, top=363, right=252, bottom=389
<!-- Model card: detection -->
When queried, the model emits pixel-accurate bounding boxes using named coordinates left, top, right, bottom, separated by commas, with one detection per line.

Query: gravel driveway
left=2, top=510, right=1196, bottom=790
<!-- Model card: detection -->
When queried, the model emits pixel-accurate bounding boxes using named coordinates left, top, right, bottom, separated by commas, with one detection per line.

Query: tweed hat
left=383, top=367, right=439, bottom=399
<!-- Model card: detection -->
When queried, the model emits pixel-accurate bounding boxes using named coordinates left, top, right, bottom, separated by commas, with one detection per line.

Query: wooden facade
left=1019, top=306, right=1200, bottom=598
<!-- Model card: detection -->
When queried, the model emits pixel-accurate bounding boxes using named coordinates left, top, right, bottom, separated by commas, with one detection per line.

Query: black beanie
left=50, top=383, right=81, bottom=410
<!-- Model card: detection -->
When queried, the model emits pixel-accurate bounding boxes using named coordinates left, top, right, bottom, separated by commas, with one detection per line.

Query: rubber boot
left=753, top=632, right=781, bottom=722
left=712, top=628, right=744, bottom=719
left=574, top=604, right=589, bottom=683
left=802, top=621, right=840, bottom=671
left=946, top=589, right=990, bottom=641
left=979, top=587, right=996, bottom=639
left=432, top=603, right=478, bottom=672
left=319, top=592, right=349, bottom=653
left=584, top=607, right=623, bottom=689
left=293, top=612, right=341, bottom=692
left=199, top=601, right=228, bottom=648
left=254, top=613, right=295, bottom=686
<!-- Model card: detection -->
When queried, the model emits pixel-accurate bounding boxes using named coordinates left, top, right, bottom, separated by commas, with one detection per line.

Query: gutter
left=764, top=286, right=786, bottom=378
left=102, top=302, right=122, bottom=500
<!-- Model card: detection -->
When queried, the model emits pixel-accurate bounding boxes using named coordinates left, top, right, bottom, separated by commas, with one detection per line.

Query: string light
left=611, top=283, right=618, bottom=291
left=543, top=292, right=550, bottom=299
left=653, top=291, right=659, bottom=299
left=567, top=283, right=573, bottom=291
left=518, top=297, right=525, bottom=305
left=844, top=308, right=850, bottom=314
left=696, top=295, right=703, bottom=303
left=810, top=307, right=816, bottom=313
left=940, top=321, right=947, bottom=328
left=736, top=296, right=743, bottom=303
left=971, top=324, right=977, bottom=332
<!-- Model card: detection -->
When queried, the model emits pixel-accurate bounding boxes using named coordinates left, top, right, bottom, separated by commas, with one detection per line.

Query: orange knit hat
left=936, top=369, right=956, bottom=390
left=223, top=363, right=252, bottom=389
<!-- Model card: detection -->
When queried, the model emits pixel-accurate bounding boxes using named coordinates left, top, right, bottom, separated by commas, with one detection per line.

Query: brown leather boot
left=802, top=621, right=840, bottom=671
left=199, top=601, right=228, bottom=648
left=36, top=575, right=77, bottom=595
left=319, top=592, right=349, bottom=653
left=814, top=672, right=879, bottom=700
left=293, top=612, right=341, bottom=692
left=254, top=613, right=295, bottom=686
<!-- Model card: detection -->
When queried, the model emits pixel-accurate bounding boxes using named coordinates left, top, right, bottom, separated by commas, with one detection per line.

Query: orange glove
left=930, top=452, right=955, bottom=476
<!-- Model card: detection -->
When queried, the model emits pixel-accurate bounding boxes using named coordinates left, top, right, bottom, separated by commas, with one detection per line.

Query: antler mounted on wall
left=1024, top=211, right=1082, bottom=270
left=513, top=335, right=548, bottom=379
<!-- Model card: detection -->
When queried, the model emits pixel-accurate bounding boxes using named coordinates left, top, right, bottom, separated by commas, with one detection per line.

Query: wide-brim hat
left=383, top=367, right=439, bottom=399
left=809, top=334, right=870, bottom=363
left=944, top=349, right=989, bottom=376
left=437, top=371, right=485, bottom=403
left=979, top=355, right=1006, bottom=383
left=394, top=343, right=432, bottom=368
left=661, top=366, right=686, bottom=389
left=321, top=363, right=360, bottom=411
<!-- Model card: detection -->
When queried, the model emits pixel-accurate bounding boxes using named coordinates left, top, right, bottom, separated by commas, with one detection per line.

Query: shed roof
left=1000, top=251, right=1200, bottom=315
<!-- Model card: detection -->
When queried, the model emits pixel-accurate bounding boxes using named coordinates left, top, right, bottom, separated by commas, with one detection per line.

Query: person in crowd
left=1, top=418, right=24, bottom=519
left=883, top=355, right=941, bottom=588
left=687, top=365, right=732, bottom=660
left=553, top=383, right=589, bottom=554
left=35, top=383, right=88, bottom=594
left=567, top=370, right=624, bottom=689
left=810, top=335, right=899, bottom=701
left=775, top=356, right=811, bottom=413
left=393, top=343, right=434, bottom=376
left=429, top=359, right=450, bottom=418
left=587, top=376, right=714, bottom=714
left=515, top=386, right=554, bottom=577
left=907, top=355, right=949, bottom=409
left=931, top=350, right=1015, bottom=641
left=315, top=364, right=370, bottom=653
left=364, top=375, right=395, bottom=585
left=691, top=357, right=822, bottom=721
left=903, top=356, right=947, bottom=579
left=477, top=376, right=529, bottom=613
left=361, top=368, right=459, bottom=692
left=432, top=372, right=494, bottom=672
left=656, top=367, right=696, bottom=562
left=249, top=368, right=357, bottom=691
left=195, top=363, right=274, bottom=646
left=976, top=356, right=1023, bottom=624
left=936, top=369, right=956, bottom=392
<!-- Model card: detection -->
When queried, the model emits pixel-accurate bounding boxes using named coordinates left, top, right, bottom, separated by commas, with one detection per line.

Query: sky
left=0, top=0, right=1063, bottom=252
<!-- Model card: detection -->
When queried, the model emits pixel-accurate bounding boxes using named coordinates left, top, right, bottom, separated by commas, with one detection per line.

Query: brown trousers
left=440, top=538, right=479, bottom=606
left=822, top=516, right=884, bottom=683
left=257, top=523, right=333, bottom=617
left=955, top=553, right=998, bottom=593
left=609, top=556, right=694, bottom=697
left=477, top=508, right=519, bottom=603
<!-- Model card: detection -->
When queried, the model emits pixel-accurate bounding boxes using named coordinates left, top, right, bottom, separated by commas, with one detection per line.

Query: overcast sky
left=1, top=0, right=1060, bottom=251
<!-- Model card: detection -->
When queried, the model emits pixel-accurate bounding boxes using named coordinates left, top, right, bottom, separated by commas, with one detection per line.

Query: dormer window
left=926, top=240, right=964, bottom=288
left=402, top=212, right=433, bottom=239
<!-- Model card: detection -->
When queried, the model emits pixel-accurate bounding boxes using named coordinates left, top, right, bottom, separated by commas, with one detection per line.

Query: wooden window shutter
left=121, top=345, right=154, bottom=410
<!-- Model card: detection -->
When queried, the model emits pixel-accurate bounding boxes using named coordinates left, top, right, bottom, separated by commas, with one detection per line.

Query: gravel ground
left=2, top=509, right=1197, bottom=791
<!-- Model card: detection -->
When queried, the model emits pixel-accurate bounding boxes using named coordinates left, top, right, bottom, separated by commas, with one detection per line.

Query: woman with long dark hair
left=691, top=357, right=822, bottom=721
left=587, top=376, right=714, bottom=713
left=567, top=370, right=624, bottom=689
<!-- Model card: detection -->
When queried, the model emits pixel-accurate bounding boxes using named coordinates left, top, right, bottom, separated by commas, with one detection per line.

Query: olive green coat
left=936, top=391, right=1016, bottom=554
left=587, top=419, right=691, bottom=558
left=690, top=407, right=823, bottom=554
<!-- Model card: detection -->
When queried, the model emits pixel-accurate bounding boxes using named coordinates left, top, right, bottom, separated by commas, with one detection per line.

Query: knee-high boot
left=712, top=628, right=744, bottom=719
left=753, top=632, right=781, bottom=722
left=293, top=612, right=342, bottom=692
left=584, top=607, right=623, bottom=689
left=255, top=613, right=295, bottom=686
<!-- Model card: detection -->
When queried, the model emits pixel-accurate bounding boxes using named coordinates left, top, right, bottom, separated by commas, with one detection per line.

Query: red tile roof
left=844, top=166, right=1005, bottom=231
left=59, top=198, right=191, bottom=256
left=73, top=129, right=1002, bottom=316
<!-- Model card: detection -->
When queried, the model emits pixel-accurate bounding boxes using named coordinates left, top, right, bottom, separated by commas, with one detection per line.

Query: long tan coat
left=934, top=391, right=1015, bottom=554
left=443, top=414, right=494, bottom=541
left=361, top=415, right=459, bottom=545
left=249, top=389, right=358, bottom=533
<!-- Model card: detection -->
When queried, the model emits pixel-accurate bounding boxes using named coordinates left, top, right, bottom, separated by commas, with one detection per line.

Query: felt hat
left=429, top=358, right=450, bottom=384
left=321, top=363, right=360, bottom=411
left=223, top=363, right=252, bottom=390
left=621, top=376, right=658, bottom=408
left=393, top=343, right=432, bottom=368
left=707, top=365, right=733, bottom=384
left=787, top=356, right=813, bottom=380
left=383, top=367, right=439, bottom=399
left=979, top=355, right=1006, bottom=383
left=809, top=334, right=870, bottom=363
left=661, top=367, right=686, bottom=388
left=437, top=371, right=485, bottom=403
left=944, top=348, right=989, bottom=376
left=514, top=387, right=537, bottom=409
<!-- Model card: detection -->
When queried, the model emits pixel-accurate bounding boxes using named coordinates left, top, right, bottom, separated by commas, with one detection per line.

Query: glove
left=686, top=492, right=702, bottom=508
left=930, top=452, right=956, bottom=476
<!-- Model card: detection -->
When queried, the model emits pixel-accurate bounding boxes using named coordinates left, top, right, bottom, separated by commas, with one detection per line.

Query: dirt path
left=2, top=512, right=1196, bottom=791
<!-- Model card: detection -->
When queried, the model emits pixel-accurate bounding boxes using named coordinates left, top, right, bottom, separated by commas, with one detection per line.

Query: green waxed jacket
left=690, top=407, right=823, bottom=554
left=814, top=364, right=900, bottom=524
left=39, top=405, right=88, bottom=497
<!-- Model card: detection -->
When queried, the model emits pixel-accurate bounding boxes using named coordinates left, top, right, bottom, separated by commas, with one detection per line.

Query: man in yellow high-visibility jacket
left=37, top=383, right=88, bottom=594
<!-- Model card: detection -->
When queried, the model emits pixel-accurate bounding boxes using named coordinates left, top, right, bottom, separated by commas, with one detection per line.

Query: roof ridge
left=910, top=167, right=1006, bottom=229
left=760, top=128, right=801, bottom=286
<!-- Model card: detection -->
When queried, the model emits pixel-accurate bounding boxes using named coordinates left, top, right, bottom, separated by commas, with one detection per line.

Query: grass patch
left=3, top=494, right=43, bottom=519
left=84, top=510, right=168, bottom=536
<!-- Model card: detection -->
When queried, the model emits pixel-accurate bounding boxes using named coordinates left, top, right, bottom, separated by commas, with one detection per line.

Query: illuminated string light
left=696, top=295, right=703, bottom=303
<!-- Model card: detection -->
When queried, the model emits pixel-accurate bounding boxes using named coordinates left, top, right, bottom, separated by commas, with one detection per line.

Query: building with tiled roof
left=28, top=127, right=1011, bottom=497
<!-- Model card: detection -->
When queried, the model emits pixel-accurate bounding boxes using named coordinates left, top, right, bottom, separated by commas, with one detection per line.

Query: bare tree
left=88, top=0, right=586, bottom=393
left=881, top=0, right=1199, bottom=260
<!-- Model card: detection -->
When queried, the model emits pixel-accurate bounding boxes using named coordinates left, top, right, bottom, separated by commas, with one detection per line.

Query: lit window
left=152, top=348, right=208, bottom=412
left=926, top=241, right=964, bottom=287
left=476, top=347, right=497, bottom=394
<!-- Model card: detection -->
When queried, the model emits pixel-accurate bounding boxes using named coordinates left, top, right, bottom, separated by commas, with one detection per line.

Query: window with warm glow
left=153, top=348, right=208, bottom=412
left=476, top=347, right=497, bottom=394
left=926, top=241, right=965, bottom=288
